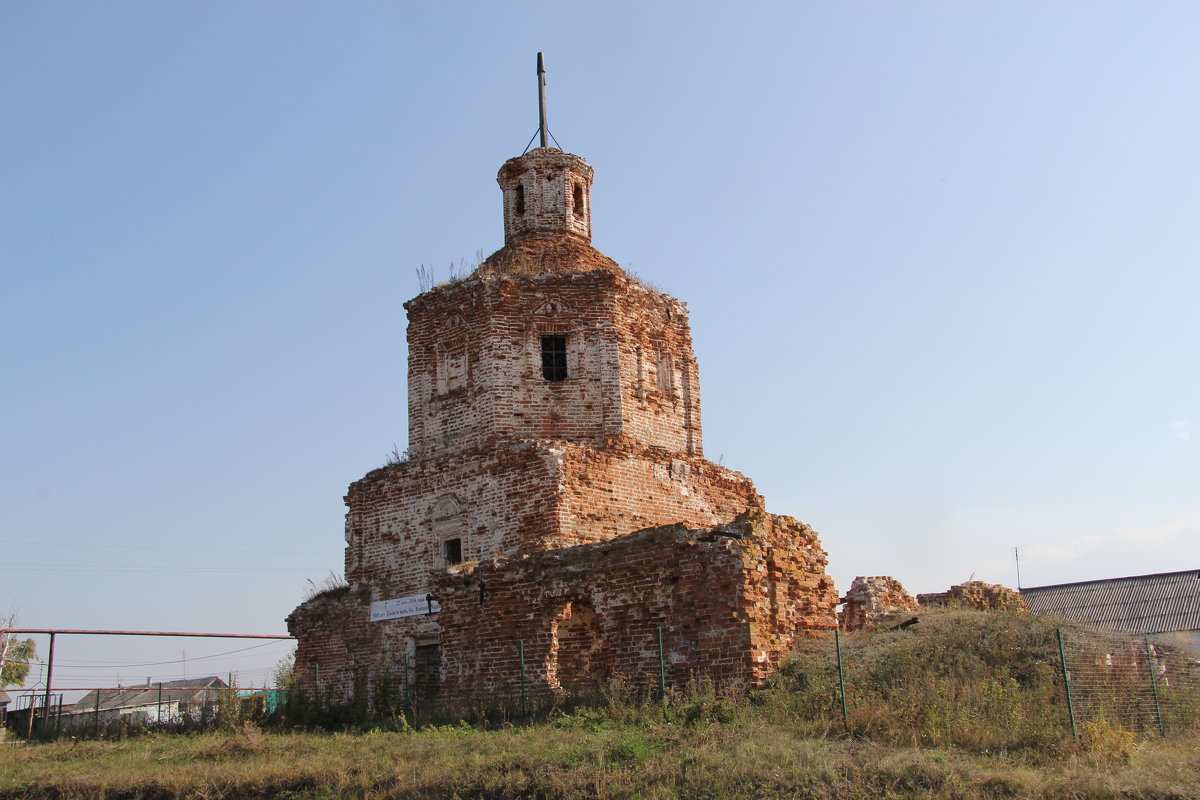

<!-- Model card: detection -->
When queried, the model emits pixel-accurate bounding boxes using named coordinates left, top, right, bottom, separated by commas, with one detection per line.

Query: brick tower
left=288, top=59, right=836, bottom=709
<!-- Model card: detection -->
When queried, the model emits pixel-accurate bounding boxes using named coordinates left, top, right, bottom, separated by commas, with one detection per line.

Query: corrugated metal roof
left=73, top=676, right=228, bottom=714
left=1021, top=569, right=1200, bottom=634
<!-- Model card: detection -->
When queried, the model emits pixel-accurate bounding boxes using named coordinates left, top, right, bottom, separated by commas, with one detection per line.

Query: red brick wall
left=290, top=511, right=836, bottom=712
left=289, top=212, right=837, bottom=712
left=554, top=439, right=761, bottom=547
left=432, top=511, right=838, bottom=707
left=287, top=586, right=441, bottom=710
left=839, top=576, right=919, bottom=631
left=496, top=148, right=594, bottom=244
left=734, top=510, right=841, bottom=678
left=404, top=270, right=705, bottom=460
left=343, top=444, right=561, bottom=599
left=342, top=437, right=760, bottom=600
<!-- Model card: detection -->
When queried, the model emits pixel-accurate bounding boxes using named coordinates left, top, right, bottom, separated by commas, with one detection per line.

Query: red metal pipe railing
left=1, top=628, right=295, bottom=726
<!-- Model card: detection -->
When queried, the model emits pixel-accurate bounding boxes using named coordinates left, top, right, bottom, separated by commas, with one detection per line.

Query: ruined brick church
left=288, top=66, right=838, bottom=709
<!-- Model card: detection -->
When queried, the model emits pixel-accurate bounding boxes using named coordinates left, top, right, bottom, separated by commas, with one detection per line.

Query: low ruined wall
left=290, top=510, right=837, bottom=713
left=839, top=576, right=919, bottom=631
left=287, top=585, right=371, bottom=707
left=287, top=585, right=442, bottom=710
left=433, top=510, right=836, bottom=707
left=918, top=581, right=1028, bottom=613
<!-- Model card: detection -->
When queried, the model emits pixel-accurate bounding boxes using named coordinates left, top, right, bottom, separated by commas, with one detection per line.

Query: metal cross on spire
left=537, top=52, right=549, bottom=148
left=521, top=52, right=561, bottom=154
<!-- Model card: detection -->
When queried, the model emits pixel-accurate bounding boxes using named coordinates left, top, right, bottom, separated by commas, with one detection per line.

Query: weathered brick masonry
left=287, top=143, right=838, bottom=710
left=405, top=267, right=707, bottom=459
left=839, top=576, right=919, bottom=631
left=434, top=510, right=836, bottom=705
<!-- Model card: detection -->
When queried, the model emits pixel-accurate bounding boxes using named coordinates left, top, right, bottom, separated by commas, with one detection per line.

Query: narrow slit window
left=515, top=185, right=526, bottom=216
left=443, top=537, right=463, bottom=565
left=572, top=184, right=584, bottom=218
left=541, top=335, right=568, bottom=381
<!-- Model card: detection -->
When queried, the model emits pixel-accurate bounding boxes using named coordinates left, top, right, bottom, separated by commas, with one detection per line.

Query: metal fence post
left=1057, top=628, right=1078, bottom=743
left=657, top=627, right=667, bottom=702
left=835, top=627, right=850, bottom=734
left=1144, top=640, right=1165, bottom=736
left=519, top=639, right=526, bottom=715
left=402, top=651, right=410, bottom=711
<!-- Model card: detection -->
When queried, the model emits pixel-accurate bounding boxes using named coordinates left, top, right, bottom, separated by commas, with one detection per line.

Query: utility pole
left=42, top=632, right=56, bottom=729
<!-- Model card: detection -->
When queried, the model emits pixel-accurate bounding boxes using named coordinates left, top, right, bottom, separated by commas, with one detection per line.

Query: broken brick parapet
left=734, top=510, right=840, bottom=676
left=918, top=581, right=1029, bottom=614
left=839, top=576, right=920, bottom=631
left=474, top=237, right=620, bottom=278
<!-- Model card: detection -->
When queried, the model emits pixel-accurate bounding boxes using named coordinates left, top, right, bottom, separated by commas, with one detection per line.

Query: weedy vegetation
left=3, top=610, right=1197, bottom=799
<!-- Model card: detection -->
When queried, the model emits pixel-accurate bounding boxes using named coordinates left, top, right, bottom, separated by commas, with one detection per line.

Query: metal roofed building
left=62, top=676, right=229, bottom=728
left=1021, top=569, right=1200, bottom=653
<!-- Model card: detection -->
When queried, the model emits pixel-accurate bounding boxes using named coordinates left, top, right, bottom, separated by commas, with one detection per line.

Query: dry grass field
left=3, top=717, right=1198, bottom=799
left=3, top=611, right=1197, bottom=799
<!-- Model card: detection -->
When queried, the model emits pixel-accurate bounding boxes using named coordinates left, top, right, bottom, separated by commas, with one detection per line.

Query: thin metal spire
left=537, top=52, right=549, bottom=148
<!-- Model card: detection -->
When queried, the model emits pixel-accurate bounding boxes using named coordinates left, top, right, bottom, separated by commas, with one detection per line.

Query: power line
left=0, top=539, right=337, bottom=556
left=50, top=647, right=291, bottom=667
left=1, top=563, right=329, bottom=574
left=9, top=640, right=289, bottom=671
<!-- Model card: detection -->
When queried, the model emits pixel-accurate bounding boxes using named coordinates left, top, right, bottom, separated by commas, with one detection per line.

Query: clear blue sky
left=3, top=3, right=1197, bottom=695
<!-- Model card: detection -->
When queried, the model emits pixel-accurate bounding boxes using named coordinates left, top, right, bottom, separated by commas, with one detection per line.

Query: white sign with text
left=370, top=593, right=441, bottom=622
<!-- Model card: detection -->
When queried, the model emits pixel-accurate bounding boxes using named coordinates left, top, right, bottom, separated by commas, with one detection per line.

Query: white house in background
left=62, top=676, right=229, bottom=727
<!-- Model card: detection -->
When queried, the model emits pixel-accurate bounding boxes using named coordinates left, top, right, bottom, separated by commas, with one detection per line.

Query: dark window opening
left=541, top=335, right=568, bottom=381
left=572, top=184, right=584, bottom=218
left=443, top=537, right=462, bottom=565
left=515, top=185, right=526, bottom=216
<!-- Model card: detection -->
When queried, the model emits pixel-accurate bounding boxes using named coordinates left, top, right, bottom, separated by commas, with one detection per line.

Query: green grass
left=3, top=717, right=1198, bottom=799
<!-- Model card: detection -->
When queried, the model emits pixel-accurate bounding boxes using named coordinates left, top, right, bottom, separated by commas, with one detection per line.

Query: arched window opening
left=572, top=183, right=584, bottom=218
left=515, top=184, right=526, bottom=216
left=432, top=495, right=465, bottom=567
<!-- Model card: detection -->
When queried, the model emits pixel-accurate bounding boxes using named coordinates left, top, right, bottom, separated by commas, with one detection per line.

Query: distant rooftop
left=71, top=675, right=228, bottom=715
left=1021, top=569, right=1200, bottom=635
